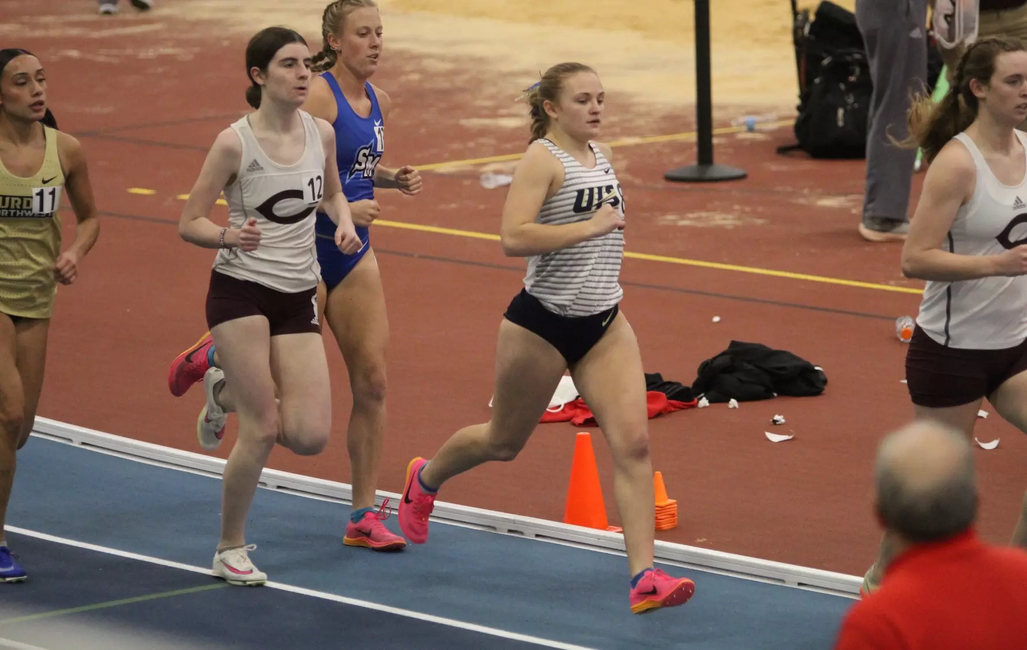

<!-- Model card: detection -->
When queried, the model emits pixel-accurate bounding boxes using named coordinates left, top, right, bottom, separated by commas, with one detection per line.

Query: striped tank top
left=0, top=125, right=64, bottom=319
left=213, top=111, right=324, bottom=294
left=524, top=139, right=625, bottom=317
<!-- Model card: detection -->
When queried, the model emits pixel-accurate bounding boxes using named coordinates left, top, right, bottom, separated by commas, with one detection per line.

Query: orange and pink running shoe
left=628, top=569, right=696, bottom=614
left=398, top=457, right=436, bottom=544
left=344, top=499, right=408, bottom=551
left=168, top=331, right=214, bottom=397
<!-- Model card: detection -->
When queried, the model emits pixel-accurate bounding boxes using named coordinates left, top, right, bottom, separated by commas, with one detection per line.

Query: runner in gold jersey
left=0, top=48, right=100, bottom=582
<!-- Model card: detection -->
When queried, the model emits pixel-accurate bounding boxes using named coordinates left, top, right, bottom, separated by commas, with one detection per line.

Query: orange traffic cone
left=564, top=432, right=622, bottom=532
left=654, top=471, right=679, bottom=531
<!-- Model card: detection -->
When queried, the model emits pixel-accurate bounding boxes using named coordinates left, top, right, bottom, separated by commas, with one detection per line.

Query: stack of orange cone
left=563, top=432, right=622, bottom=533
left=654, top=471, right=678, bottom=531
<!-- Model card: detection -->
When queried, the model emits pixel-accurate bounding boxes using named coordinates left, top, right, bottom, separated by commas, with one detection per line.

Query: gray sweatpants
left=854, top=0, right=929, bottom=224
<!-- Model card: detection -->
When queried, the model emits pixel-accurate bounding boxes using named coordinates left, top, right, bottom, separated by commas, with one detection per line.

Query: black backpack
left=778, top=1, right=872, bottom=160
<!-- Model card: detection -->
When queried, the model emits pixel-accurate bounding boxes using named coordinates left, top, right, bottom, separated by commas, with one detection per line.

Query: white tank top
left=523, top=139, right=625, bottom=317
left=212, top=110, right=324, bottom=293
left=916, top=130, right=1027, bottom=349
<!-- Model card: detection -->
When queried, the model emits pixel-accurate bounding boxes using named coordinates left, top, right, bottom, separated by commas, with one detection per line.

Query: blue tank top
left=315, top=73, right=384, bottom=239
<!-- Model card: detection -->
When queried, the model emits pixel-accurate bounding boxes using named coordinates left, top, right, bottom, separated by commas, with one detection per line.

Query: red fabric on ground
left=540, top=391, right=697, bottom=426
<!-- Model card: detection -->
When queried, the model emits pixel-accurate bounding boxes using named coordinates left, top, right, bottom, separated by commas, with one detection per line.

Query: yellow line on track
left=415, top=119, right=796, bottom=171
left=376, top=220, right=921, bottom=294
left=165, top=199, right=921, bottom=294
left=157, top=119, right=923, bottom=295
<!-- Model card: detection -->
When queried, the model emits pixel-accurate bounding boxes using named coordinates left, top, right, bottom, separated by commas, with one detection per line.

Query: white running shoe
left=212, top=544, right=267, bottom=586
left=99, top=2, right=118, bottom=14
left=196, top=366, right=226, bottom=451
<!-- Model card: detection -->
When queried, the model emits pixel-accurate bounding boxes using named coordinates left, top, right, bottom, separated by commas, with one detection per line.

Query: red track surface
left=10, top=1, right=1027, bottom=577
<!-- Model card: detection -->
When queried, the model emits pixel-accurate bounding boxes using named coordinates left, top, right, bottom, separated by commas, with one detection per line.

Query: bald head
left=874, top=420, right=978, bottom=543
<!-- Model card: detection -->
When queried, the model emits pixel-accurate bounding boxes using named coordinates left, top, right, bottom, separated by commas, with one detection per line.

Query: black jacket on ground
left=691, top=341, right=828, bottom=403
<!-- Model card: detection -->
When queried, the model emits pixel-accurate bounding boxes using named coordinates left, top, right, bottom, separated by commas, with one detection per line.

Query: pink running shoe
left=343, top=499, right=407, bottom=551
left=398, top=457, right=436, bottom=544
left=629, top=569, right=696, bottom=614
left=168, top=331, right=214, bottom=397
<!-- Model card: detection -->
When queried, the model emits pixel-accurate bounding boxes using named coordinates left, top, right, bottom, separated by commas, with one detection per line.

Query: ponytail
left=245, top=84, right=262, bottom=109
left=893, top=36, right=1026, bottom=165
left=40, top=108, right=57, bottom=129
left=519, top=82, right=547, bottom=143
left=902, top=88, right=974, bottom=165
left=310, top=45, right=338, bottom=74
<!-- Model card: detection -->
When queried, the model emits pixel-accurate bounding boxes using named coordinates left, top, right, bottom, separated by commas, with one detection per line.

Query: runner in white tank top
left=395, top=62, right=696, bottom=616
left=212, top=110, right=325, bottom=294
left=176, top=27, right=361, bottom=587
left=860, top=37, right=1027, bottom=597
left=166, top=5, right=419, bottom=556
left=916, top=129, right=1027, bottom=349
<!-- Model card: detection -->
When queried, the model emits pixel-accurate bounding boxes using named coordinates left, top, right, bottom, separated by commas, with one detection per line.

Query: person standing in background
left=854, top=0, right=931, bottom=242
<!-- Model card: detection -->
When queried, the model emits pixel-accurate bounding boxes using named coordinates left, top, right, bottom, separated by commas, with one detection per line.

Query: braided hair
left=310, top=0, right=379, bottom=74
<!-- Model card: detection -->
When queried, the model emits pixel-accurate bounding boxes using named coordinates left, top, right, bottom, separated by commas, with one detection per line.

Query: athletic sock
left=417, top=463, right=438, bottom=494
left=350, top=507, right=374, bottom=524
left=631, top=568, right=653, bottom=589
left=207, top=344, right=218, bottom=369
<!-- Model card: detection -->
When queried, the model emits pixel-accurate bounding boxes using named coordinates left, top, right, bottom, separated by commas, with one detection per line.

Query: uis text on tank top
left=525, top=138, right=626, bottom=318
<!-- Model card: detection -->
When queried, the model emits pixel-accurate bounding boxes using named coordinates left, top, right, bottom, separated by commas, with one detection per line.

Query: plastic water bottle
left=731, top=113, right=779, bottom=132
left=896, top=316, right=914, bottom=343
left=933, top=0, right=979, bottom=49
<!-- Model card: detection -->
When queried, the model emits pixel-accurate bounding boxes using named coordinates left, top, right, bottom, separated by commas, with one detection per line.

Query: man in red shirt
left=835, top=420, right=1027, bottom=649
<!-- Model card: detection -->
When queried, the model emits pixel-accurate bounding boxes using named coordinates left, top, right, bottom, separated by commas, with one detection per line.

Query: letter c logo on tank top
left=996, top=202, right=1027, bottom=250
left=254, top=172, right=324, bottom=224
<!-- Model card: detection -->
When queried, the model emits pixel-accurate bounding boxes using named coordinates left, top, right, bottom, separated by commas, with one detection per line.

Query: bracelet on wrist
left=219, top=227, right=227, bottom=248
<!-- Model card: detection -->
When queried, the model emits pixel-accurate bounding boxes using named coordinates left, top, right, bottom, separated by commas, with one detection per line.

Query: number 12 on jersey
left=305, top=173, right=324, bottom=203
left=32, top=186, right=62, bottom=216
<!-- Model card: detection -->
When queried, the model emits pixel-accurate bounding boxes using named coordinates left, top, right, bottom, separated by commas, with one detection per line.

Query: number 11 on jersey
left=32, top=186, right=62, bottom=216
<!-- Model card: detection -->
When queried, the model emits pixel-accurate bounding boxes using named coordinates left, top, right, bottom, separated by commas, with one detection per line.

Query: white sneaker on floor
left=212, top=544, right=267, bottom=586
left=99, top=2, right=118, bottom=14
left=859, top=218, right=909, bottom=242
left=196, top=366, right=226, bottom=451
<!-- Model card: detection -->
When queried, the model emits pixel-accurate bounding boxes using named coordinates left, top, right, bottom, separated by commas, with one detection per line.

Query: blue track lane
left=2, top=436, right=855, bottom=649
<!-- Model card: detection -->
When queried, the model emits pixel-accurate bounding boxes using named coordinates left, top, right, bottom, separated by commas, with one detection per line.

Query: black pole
left=695, top=0, right=713, bottom=166
left=664, top=0, right=746, bottom=183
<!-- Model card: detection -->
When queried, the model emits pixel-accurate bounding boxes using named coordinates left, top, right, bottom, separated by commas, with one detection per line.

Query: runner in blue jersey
left=166, top=0, right=421, bottom=552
